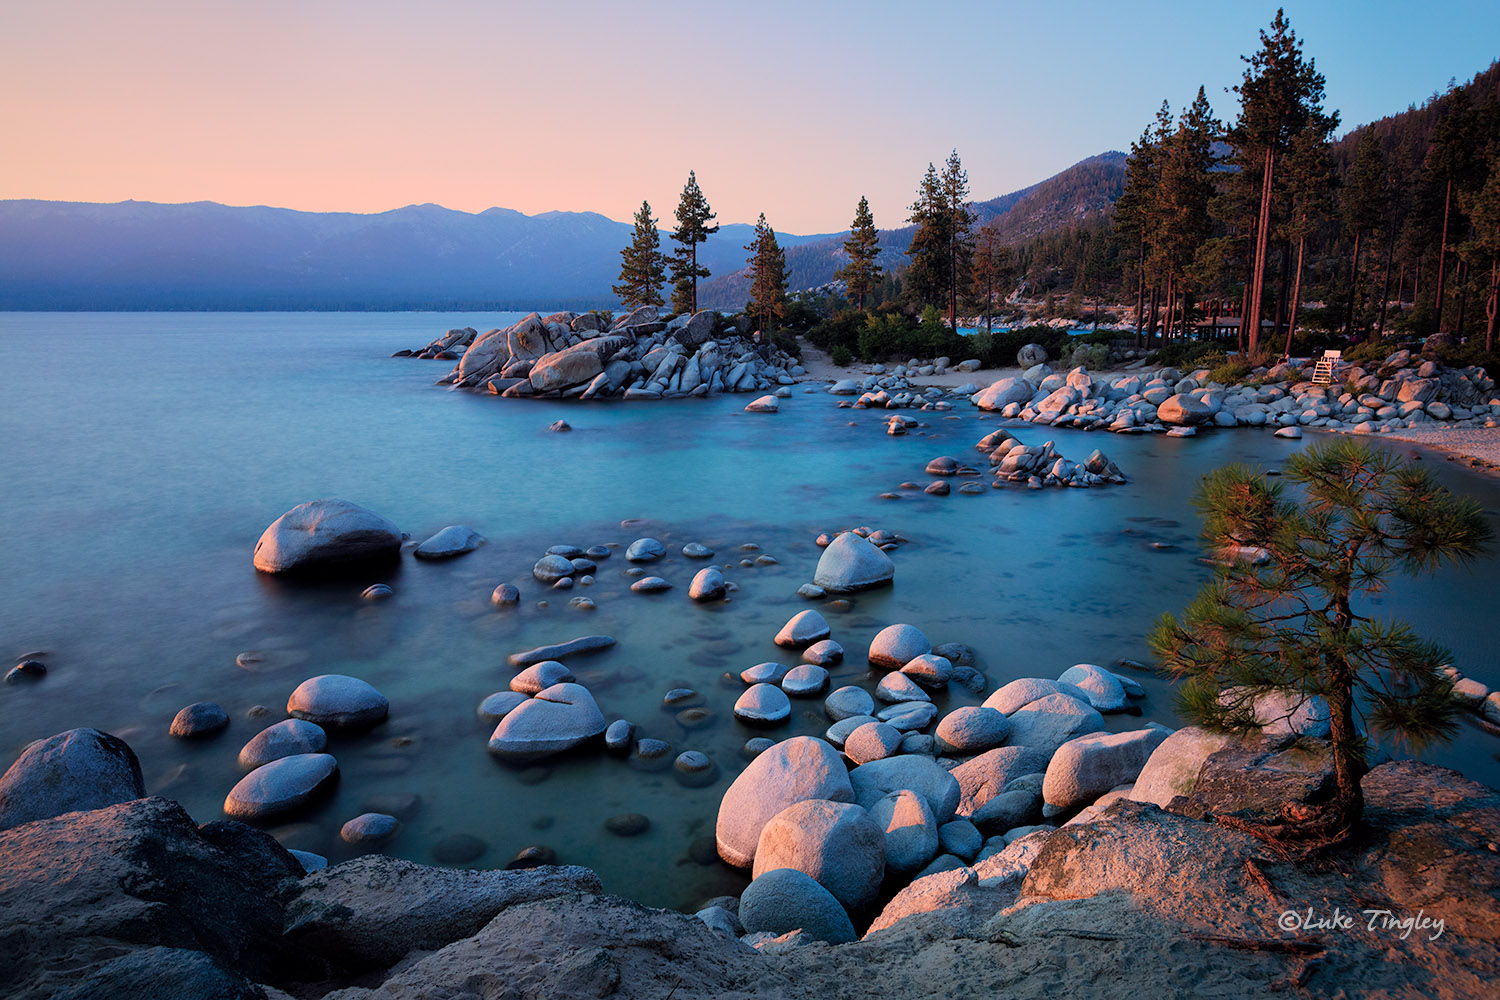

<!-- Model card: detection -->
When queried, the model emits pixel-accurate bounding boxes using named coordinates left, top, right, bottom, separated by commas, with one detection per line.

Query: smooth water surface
left=2, top=312, right=1498, bottom=910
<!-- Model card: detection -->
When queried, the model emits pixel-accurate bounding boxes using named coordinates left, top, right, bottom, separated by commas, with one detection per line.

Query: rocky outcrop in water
left=405, top=310, right=805, bottom=398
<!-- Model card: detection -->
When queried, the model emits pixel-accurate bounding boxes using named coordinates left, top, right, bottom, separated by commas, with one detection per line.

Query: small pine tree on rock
left=613, top=200, right=667, bottom=309
left=1149, top=439, right=1492, bottom=849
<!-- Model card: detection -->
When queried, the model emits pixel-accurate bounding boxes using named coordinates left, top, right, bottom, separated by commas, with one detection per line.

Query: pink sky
left=4, top=0, right=1497, bottom=234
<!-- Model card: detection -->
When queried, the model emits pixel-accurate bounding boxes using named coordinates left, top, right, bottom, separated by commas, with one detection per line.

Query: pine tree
left=939, top=150, right=977, bottom=328
left=612, top=200, right=667, bottom=309
left=1150, top=439, right=1491, bottom=846
left=1114, top=116, right=1164, bottom=343
left=968, top=222, right=1011, bottom=334
left=837, top=195, right=881, bottom=311
left=1342, top=131, right=1387, bottom=334
left=669, top=170, right=719, bottom=315
left=905, top=163, right=949, bottom=310
left=744, top=213, right=788, bottom=335
left=1229, top=9, right=1338, bottom=355
left=1149, top=88, right=1219, bottom=342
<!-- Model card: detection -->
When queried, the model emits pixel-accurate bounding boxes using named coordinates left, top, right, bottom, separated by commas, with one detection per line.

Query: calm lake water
left=2, top=312, right=1498, bottom=910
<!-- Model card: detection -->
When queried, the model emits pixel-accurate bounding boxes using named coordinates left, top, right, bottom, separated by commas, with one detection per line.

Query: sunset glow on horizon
left=3, top=0, right=1498, bottom=234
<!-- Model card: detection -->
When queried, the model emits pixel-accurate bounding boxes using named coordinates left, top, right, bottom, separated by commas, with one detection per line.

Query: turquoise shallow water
left=2, top=311, right=1498, bottom=910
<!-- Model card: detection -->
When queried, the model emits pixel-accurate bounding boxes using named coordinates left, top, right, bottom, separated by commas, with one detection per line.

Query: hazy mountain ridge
left=696, top=151, right=1126, bottom=309
left=0, top=157, right=1120, bottom=310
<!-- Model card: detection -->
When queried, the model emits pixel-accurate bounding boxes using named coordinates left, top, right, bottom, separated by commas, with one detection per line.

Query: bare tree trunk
left=1486, top=261, right=1497, bottom=352
left=1286, top=233, right=1306, bottom=357
left=1434, top=177, right=1452, bottom=332
left=1247, top=148, right=1275, bottom=356
left=1274, top=240, right=1292, bottom=342
left=1455, top=259, right=1469, bottom=338
left=1377, top=231, right=1396, bottom=338
left=1345, top=230, right=1363, bottom=335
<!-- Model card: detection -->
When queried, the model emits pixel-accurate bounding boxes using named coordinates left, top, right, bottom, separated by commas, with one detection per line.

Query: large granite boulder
left=1056, top=664, right=1129, bottom=712
left=812, top=532, right=894, bottom=593
left=1128, top=726, right=1233, bottom=809
left=752, top=799, right=886, bottom=912
left=972, top=377, right=1034, bottom=411
left=950, top=745, right=1053, bottom=818
left=849, top=755, right=961, bottom=824
left=868, top=623, right=930, bottom=670
left=982, top=677, right=1091, bottom=715
left=529, top=337, right=631, bottom=393
left=487, top=683, right=606, bottom=760
left=868, top=789, right=939, bottom=878
left=413, top=525, right=485, bottom=560
left=1157, top=394, right=1215, bottom=426
left=238, top=719, right=328, bottom=768
left=716, top=736, right=854, bottom=867
left=739, top=867, right=857, bottom=944
left=0, top=728, right=146, bottom=831
left=1042, top=727, right=1172, bottom=811
left=1006, top=693, right=1106, bottom=757
left=253, top=499, right=401, bottom=575
left=283, top=854, right=602, bottom=970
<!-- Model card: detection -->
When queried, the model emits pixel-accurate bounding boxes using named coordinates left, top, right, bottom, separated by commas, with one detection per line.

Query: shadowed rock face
left=0, top=728, right=145, bottom=831
left=0, top=796, right=316, bottom=998
left=252, top=499, right=401, bottom=576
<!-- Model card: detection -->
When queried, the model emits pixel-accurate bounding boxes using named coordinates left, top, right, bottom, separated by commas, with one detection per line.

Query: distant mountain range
left=0, top=153, right=1125, bottom=311
left=698, top=151, right=1127, bottom=307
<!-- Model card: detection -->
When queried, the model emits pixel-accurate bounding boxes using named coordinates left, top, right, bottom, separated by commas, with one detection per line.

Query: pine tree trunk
left=1274, top=240, right=1292, bottom=342
left=1238, top=283, right=1250, bottom=355
left=1247, top=148, right=1275, bottom=356
left=1487, top=260, right=1498, bottom=352
left=1345, top=230, right=1363, bottom=335
left=1148, top=286, right=1160, bottom=346
left=690, top=243, right=698, bottom=314
left=1377, top=231, right=1396, bottom=339
left=1455, top=259, right=1469, bottom=338
left=1133, top=241, right=1146, bottom=347
left=1434, top=177, right=1452, bottom=333
left=1286, top=233, right=1306, bottom=357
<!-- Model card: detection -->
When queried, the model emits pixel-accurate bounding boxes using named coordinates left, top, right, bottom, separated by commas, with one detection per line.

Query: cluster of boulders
left=709, top=603, right=1183, bottom=943
left=896, top=431, right=1125, bottom=496
left=399, top=308, right=805, bottom=399
left=1444, top=664, right=1500, bottom=727
left=708, top=652, right=1363, bottom=944
left=970, top=349, right=1500, bottom=437
left=827, top=367, right=976, bottom=410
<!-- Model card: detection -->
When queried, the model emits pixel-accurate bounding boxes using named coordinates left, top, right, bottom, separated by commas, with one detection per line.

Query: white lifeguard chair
left=1311, top=349, right=1341, bottom=386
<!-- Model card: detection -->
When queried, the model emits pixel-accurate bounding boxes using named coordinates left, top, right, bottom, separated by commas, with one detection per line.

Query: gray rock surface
left=1128, top=726, right=1233, bottom=809
left=868, top=788, right=940, bottom=877
left=1006, top=693, right=1106, bottom=757
left=413, top=525, right=485, bottom=559
left=283, top=855, right=603, bottom=969
left=981, top=677, right=1092, bottom=714
left=223, top=753, right=339, bottom=821
left=252, top=499, right=401, bottom=575
left=716, top=736, right=854, bottom=867
left=752, top=799, right=886, bottom=911
left=850, top=755, right=961, bottom=824
left=287, top=674, right=389, bottom=730
left=1042, top=727, right=1172, bottom=811
left=238, top=719, right=328, bottom=768
left=733, top=683, right=792, bottom=724
left=868, top=623, right=930, bottom=670
left=812, top=532, right=895, bottom=593
left=170, top=702, right=230, bottom=738
left=0, top=728, right=146, bottom=831
left=950, top=745, right=1053, bottom=817
left=487, top=683, right=606, bottom=760
left=739, top=867, right=857, bottom=944
left=935, top=706, right=1011, bottom=754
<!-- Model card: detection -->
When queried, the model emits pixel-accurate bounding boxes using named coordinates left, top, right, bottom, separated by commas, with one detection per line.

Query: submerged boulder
left=252, top=499, right=401, bottom=575
left=813, top=532, right=895, bottom=593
